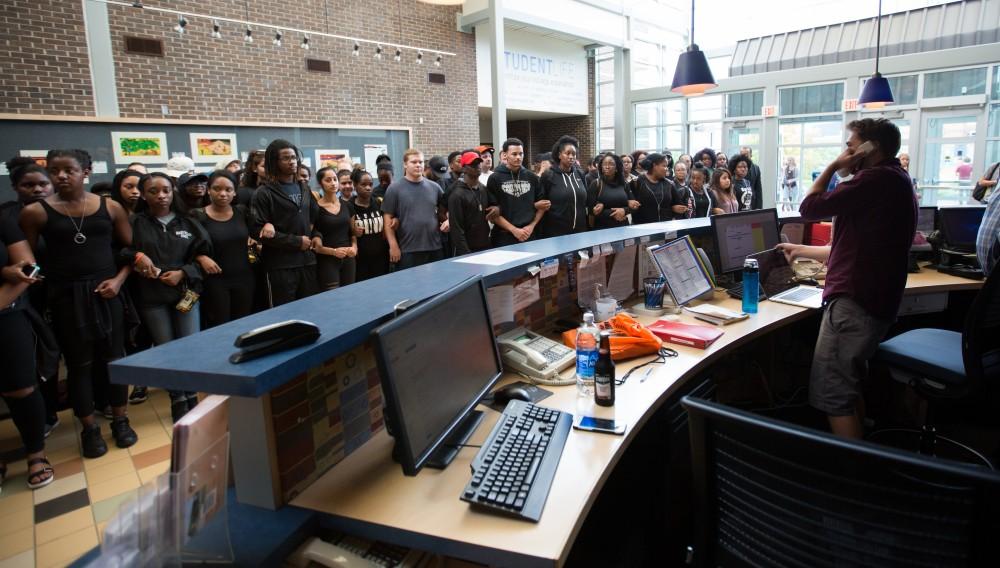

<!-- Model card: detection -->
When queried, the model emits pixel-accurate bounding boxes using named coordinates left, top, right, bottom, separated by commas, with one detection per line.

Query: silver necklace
left=58, top=200, right=87, bottom=244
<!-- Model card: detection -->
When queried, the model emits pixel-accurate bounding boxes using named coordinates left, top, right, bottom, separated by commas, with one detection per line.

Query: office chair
left=871, top=265, right=1000, bottom=467
left=681, top=396, right=1000, bottom=568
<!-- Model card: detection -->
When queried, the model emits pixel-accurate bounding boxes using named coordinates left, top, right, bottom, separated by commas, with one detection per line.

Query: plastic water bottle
left=742, top=258, right=759, bottom=314
left=576, top=311, right=600, bottom=397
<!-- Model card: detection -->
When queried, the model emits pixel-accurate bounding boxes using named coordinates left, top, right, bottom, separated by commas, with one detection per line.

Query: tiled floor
left=0, top=389, right=175, bottom=568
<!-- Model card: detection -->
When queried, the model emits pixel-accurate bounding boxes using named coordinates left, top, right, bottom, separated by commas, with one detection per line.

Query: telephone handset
left=837, top=141, right=876, bottom=178
left=497, top=327, right=576, bottom=386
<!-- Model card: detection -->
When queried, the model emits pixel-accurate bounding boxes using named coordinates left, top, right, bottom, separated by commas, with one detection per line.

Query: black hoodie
left=127, top=212, right=211, bottom=307
left=448, top=178, right=492, bottom=255
left=540, top=166, right=588, bottom=237
left=487, top=164, right=543, bottom=233
left=250, top=180, right=318, bottom=271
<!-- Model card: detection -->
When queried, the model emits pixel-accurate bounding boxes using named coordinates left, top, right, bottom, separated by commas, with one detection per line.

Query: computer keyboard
left=775, top=287, right=821, bottom=303
left=725, top=284, right=766, bottom=301
left=460, top=400, right=572, bottom=522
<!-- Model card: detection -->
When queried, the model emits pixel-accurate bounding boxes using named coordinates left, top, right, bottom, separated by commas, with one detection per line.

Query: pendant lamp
left=859, top=0, right=894, bottom=108
left=671, top=0, right=717, bottom=96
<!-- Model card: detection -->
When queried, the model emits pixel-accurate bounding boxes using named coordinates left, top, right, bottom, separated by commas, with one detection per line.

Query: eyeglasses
left=279, top=155, right=299, bottom=163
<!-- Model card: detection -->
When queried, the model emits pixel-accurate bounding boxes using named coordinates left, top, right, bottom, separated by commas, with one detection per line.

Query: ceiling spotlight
left=352, top=42, right=360, bottom=56
left=300, top=35, right=310, bottom=49
left=416, top=51, right=423, bottom=65
left=174, top=15, right=187, bottom=35
left=394, top=48, right=402, bottom=62
left=244, top=26, right=253, bottom=43
left=211, top=20, right=221, bottom=39
left=374, top=45, right=383, bottom=60
left=273, top=30, right=283, bottom=47
left=434, top=54, right=442, bottom=67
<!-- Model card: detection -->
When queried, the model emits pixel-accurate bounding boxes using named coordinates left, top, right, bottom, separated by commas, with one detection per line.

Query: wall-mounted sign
left=761, top=105, right=777, bottom=117
left=476, top=27, right=588, bottom=115
left=842, top=98, right=859, bottom=111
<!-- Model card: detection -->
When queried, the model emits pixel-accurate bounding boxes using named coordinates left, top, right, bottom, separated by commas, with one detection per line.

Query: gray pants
left=810, top=296, right=893, bottom=416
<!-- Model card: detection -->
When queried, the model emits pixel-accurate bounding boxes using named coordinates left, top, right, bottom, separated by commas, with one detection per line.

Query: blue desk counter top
left=109, top=213, right=803, bottom=397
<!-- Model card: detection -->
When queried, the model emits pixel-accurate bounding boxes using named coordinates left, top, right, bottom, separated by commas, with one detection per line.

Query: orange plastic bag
left=561, top=313, right=661, bottom=361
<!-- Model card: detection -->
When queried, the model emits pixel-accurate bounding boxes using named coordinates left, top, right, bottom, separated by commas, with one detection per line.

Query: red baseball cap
left=475, top=145, right=495, bottom=156
left=459, top=151, right=483, bottom=167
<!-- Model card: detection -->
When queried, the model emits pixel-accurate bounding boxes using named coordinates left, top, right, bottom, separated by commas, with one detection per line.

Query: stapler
left=229, top=320, right=321, bottom=363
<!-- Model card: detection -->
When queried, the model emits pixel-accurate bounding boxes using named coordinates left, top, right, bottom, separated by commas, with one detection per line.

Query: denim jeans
left=139, top=303, right=200, bottom=400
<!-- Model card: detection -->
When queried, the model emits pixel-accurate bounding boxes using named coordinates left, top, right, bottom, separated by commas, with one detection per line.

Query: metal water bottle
left=742, top=258, right=759, bottom=314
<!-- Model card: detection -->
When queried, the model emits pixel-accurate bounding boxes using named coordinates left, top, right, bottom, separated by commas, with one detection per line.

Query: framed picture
left=19, top=150, right=48, bottom=168
left=315, top=149, right=352, bottom=171
left=189, top=132, right=239, bottom=164
left=111, top=131, right=169, bottom=164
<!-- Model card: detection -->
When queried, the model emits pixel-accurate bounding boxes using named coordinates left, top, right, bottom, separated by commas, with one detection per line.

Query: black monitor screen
left=939, top=207, right=985, bottom=250
left=916, top=207, right=936, bottom=234
left=711, top=209, right=781, bottom=274
left=371, top=276, right=502, bottom=476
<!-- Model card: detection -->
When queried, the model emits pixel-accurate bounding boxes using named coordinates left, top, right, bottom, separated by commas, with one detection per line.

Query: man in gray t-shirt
left=383, top=149, right=447, bottom=270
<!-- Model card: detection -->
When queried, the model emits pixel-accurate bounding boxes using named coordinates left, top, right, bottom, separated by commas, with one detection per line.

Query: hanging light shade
left=671, top=0, right=716, bottom=96
left=859, top=0, right=893, bottom=108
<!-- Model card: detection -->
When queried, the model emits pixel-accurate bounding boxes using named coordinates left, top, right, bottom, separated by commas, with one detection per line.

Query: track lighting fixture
left=244, top=26, right=253, bottom=43
left=211, top=20, right=221, bottom=39
left=174, top=15, right=187, bottom=34
left=273, top=30, right=283, bottom=46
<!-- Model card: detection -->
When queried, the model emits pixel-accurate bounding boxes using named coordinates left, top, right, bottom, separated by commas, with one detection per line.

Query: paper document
left=513, top=278, right=540, bottom=312
left=639, top=241, right=664, bottom=281
left=577, top=255, right=607, bottom=309
left=607, top=244, right=637, bottom=301
left=539, top=258, right=559, bottom=279
left=454, top=250, right=537, bottom=266
left=486, top=285, right=514, bottom=324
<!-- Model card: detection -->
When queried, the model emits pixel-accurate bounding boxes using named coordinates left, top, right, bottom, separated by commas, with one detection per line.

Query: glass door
left=919, top=111, right=982, bottom=205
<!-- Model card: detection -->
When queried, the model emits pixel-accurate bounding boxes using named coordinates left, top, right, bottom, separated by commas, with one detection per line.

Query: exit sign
left=761, top=105, right=777, bottom=117
left=843, top=98, right=859, bottom=111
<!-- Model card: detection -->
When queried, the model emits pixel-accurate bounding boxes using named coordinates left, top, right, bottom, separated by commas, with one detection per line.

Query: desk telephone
left=497, top=327, right=576, bottom=386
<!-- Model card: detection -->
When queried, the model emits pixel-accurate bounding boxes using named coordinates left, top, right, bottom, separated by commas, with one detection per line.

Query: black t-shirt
left=280, top=182, right=302, bottom=205
left=0, top=205, right=27, bottom=311
left=352, top=198, right=389, bottom=280
left=315, top=199, right=355, bottom=248
left=587, top=180, right=633, bottom=229
left=193, top=206, right=253, bottom=282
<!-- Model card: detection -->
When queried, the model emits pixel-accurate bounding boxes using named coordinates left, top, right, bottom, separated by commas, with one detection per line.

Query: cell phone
left=21, top=263, right=41, bottom=279
left=573, top=415, right=626, bottom=435
left=837, top=141, right=876, bottom=178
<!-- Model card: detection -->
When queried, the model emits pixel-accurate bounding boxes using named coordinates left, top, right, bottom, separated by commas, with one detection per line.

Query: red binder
left=647, top=320, right=724, bottom=349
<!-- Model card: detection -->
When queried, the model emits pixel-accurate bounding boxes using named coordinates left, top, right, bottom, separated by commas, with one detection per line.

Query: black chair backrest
left=963, top=266, right=1000, bottom=390
left=683, top=396, right=1000, bottom=568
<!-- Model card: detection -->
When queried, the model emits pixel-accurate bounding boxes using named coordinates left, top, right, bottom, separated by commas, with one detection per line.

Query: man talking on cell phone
left=776, top=118, right=916, bottom=440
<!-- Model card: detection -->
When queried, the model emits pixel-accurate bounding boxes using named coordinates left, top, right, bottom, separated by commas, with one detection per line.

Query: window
left=632, top=99, right=683, bottom=155
left=923, top=68, right=987, bottom=98
left=595, top=48, right=616, bottom=152
left=779, top=83, right=844, bottom=115
left=688, top=95, right=723, bottom=155
left=861, top=75, right=918, bottom=106
left=986, top=103, right=1000, bottom=173
left=726, top=91, right=764, bottom=118
left=992, top=65, right=1000, bottom=101
left=777, top=117, right=844, bottom=210
left=725, top=126, right=760, bottom=159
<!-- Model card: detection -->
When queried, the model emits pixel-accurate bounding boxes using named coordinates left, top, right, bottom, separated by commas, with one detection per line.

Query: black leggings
left=0, top=310, right=46, bottom=454
left=49, top=294, right=127, bottom=418
left=317, top=256, right=356, bottom=290
left=203, top=276, right=255, bottom=328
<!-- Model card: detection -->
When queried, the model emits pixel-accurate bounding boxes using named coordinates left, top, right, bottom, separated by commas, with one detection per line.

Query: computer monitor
left=371, top=276, right=503, bottom=476
left=710, top=209, right=781, bottom=274
left=916, top=206, right=936, bottom=235
left=938, top=206, right=986, bottom=252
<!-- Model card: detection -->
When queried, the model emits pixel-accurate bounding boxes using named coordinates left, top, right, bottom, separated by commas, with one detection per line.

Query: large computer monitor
left=938, top=206, right=986, bottom=252
left=710, top=209, right=781, bottom=274
left=371, top=276, right=503, bottom=476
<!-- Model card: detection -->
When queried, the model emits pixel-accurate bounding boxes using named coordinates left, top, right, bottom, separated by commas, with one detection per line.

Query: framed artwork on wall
left=111, top=131, right=169, bottom=164
left=315, top=149, right=352, bottom=171
left=189, top=132, right=239, bottom=164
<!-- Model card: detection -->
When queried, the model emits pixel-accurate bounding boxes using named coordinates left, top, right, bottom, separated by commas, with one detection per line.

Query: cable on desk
left=617, top=346, right=678, bottom=386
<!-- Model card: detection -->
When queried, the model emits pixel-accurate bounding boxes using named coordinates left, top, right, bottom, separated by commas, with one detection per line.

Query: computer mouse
left=493, top=385, right=532, bottom=405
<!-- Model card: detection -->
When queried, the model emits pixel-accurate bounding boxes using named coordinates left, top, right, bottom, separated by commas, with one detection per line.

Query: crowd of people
left=0, top=135, right=766, bottom=491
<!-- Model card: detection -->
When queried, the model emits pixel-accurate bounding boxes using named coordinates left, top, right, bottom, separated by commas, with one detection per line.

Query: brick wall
left=0, top=0, right=95, bottom=116
left=2, top=0, right=479, bottom=157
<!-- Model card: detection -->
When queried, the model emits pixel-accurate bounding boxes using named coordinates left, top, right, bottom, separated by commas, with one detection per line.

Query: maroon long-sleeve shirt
left=799, top=158, right=917, bottom=320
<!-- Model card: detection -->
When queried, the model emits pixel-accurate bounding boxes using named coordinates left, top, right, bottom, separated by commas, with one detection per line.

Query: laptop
left=747, top=248, right=824, bottom=309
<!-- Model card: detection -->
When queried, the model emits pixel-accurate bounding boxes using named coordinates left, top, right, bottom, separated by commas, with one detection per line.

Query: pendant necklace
left=59, top=200, right=87, bottom=244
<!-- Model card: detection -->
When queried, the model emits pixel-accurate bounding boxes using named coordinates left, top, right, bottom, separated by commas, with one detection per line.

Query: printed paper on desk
left=513, top=277, right=540, bottom=312
left=454, top=250, right=537, bottom=265
left=639, top=241, right=664, bottom=281
left=607, top=243, right=637, bottom=300
left=487, top=285, right=514, bottom=324
left=540, top=258, right=559, bottom=279
left=577, top=254, right=607, bottom=309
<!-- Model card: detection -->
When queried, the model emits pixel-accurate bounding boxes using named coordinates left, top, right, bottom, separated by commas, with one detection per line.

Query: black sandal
left=27, top=457, right=54, bottom=490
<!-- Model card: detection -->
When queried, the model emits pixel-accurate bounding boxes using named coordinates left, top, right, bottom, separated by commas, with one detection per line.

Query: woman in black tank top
left=19, top=150, right=138, bottom=459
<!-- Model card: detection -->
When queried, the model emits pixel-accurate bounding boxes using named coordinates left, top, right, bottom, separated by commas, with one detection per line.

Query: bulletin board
left=0, top=116, right=410, bottom=202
